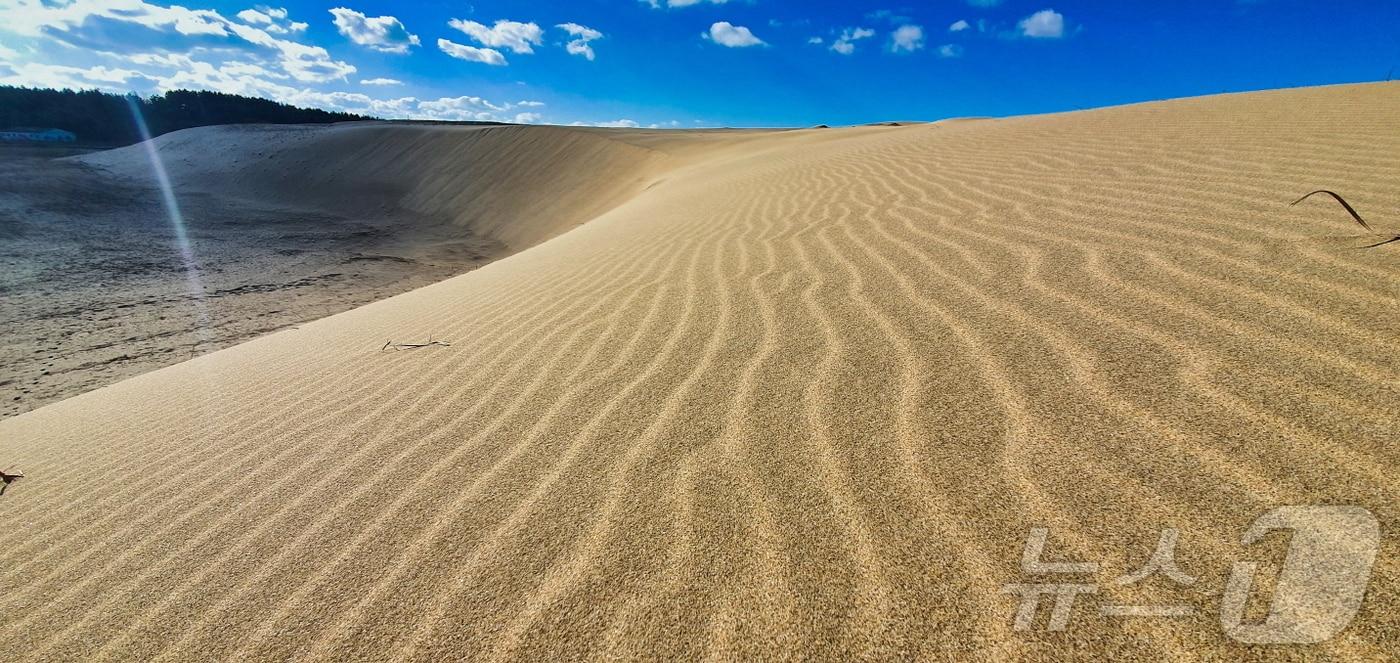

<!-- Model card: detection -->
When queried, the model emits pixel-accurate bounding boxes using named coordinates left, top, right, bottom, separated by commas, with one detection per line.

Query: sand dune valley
left=1, top=82, right=1398, bottom=660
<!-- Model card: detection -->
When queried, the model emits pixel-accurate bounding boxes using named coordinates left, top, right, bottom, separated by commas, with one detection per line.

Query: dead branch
left=380, top=336, right=452, bottom=351
left=1291, top=190, right=1398, bottom=249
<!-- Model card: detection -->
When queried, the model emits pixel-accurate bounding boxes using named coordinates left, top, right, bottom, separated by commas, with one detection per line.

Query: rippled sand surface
left=0, top=83, right=1396, bottom=660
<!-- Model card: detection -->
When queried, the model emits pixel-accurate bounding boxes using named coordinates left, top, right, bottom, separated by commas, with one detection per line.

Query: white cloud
left=417, top=95, right=506, bottom=120
left=236, top=7, right=305, bottom=34
left=268, top=92, right=536, bottom=123
left=890, top=25, right=924, bottom=52
left=2, top=1, right=230, bottom=38
left=447, top=19, right=543, bottom=54
left=127, top=52, right=204, bottom=70
left=1018, top=9, right=1066, bottom=38
left=937, top=44, right=964, bottom=58
left=0, top=2, right=576, bottom=127
left=706, top=22, right=764, bottom=48
left=586, top=119, right=641, bottom=128
left=0, top=27, right=548, bottom=125
left=220, top=61, right=284, bottom=79
left=807, top=36, right=824, bottom=45
left=967, top=0, right=1004, bottom=6
left=830, top=27, right=874, bottom=55
left=263, top=36, right=357, bottom=82
left=438, top=38, right=507, bottom=66
left=557, top=23, right=602, bottom=41
left=0, top=62, right=151, bottom=89
left=949, top=20, right=971, bottom=32
left=329, top=8, right=419, bottom=53
left=0, top=1, right=354, bottom=83
left=237, top=8, right=273, bottom=24
left=557, top=22, right=602, bottom=61
left=410, top=97, right=541, bottom=122
left=642, top=0, right=729, bottom=8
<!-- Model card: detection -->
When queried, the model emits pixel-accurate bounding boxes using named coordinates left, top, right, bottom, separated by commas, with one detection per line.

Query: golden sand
left=0, top=83, right=1396, bottom=660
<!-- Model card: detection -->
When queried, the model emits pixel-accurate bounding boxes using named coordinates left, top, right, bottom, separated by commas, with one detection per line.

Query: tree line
left=0, top=86, right=372, bottom=146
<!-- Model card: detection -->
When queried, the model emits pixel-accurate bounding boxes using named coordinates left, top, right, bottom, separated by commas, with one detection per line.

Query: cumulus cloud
left=0, top=2, right=577, bottom=127
left=237, top=8, right=273, bottom=24
left=417, top=95, right=505, bottom=117
left=830, top=27, right=875, bottom=55
left=573, top=119, right=641, bottom=128
left=305, top=92, right=543, bottom=123
left=437, top=38, right=507, bottom=66
left=274, top=40, right=358, bottom=82
left=937, top=44, right=964, bottom=58
left=447, top=19, right=543, bottom=54
left=890, top=25, right=924, bottom=52
left=706, top=22, right=764, bottom=48
left=329, top=8, right=419, bottom=54
left=0, top=1, right=354, bottom=83
left=949, top=20, right=971, bottom=32
left=1018, top=9, right=1066, bottom=38
left=0, top=62, right=152, bottom=90
left=557, top=22, right=603, bottom=61
left=3, top=56, right=387, bottom=120
left=236, top=7, right=306, bottom=34
left=413, top=97, right=543, bottom=122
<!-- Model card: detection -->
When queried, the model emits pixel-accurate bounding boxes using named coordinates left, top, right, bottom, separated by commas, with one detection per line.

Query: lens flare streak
left=125, top=96, right=212, bottom=340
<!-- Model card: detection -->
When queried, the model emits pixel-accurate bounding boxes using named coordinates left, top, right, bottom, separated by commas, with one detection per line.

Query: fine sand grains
left=0, top=83, right=1397, bottom=660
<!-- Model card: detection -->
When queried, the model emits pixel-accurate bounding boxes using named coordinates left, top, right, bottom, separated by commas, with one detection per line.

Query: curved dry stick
left=1290, top=190, right=1374, bottom=232
left=0, top=468, right=24, bottom=496
left=381, top=339, right=452, bottom=351
left=1358, top=235, right=1400, bottom=249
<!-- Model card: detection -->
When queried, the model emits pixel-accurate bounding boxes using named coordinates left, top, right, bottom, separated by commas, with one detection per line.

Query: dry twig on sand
left=1291, top=190, right=1400, bottom=248
left=380, top=336, right=452, bottom=352
left=0, top=468, right=25, bottom=496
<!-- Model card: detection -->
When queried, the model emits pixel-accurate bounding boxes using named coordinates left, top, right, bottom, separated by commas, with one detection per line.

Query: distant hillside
left=0, top=86, right=371, bottom=146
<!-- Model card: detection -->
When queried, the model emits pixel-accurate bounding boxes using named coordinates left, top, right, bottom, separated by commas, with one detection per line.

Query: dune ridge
left=3, top=122, right=786, bottom=417
left=0, top=82, right=1397, bottom=660
left=81, top=122, right=783, bottom=252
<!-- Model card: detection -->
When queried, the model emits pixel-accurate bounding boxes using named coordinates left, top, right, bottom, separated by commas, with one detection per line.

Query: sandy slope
left=78, top=122, right=728, bottom=253
left=0, top=83, right=1397, bottom=660
left=2, top=123, right=770, bottom=416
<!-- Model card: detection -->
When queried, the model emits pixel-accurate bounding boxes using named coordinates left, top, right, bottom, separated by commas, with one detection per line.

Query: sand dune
left=0, top=83, right=1397, bottom=660
left=80, top=122, right=754, bottom=252
left=2, top=123, right=778, bottom=416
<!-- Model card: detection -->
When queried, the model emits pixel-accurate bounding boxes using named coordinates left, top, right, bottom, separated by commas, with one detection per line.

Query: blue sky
left=1, top=1, right=1397, bottom=127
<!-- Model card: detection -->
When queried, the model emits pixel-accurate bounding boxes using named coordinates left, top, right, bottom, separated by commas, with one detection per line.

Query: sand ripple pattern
left=1, top=83, right=1397, bottom=661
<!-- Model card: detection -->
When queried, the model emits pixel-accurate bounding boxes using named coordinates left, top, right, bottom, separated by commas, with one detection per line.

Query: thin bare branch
left=1291, top=190, right=1374, bottom=232
left=1357, top=235, right=1400, bottom=249
left=381, top=339, right=452, bottom=351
